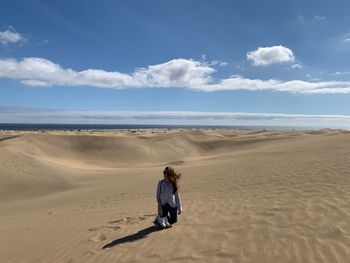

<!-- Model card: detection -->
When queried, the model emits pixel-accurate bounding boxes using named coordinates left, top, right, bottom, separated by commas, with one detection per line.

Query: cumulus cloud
left=0, top=57, right=215, bottom=88
left=0, top=26, right=24, bottom=45
left=135, top=59, right=215, bottom=87
left=2, top=57, right=350, bottom=94
left=247, top=45, right=295, bottom=66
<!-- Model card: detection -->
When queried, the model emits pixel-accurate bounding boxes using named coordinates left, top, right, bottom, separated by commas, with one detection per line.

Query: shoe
left=164, top=217, right=172, bottom=228
left=157, top=215, right=166, bottom=228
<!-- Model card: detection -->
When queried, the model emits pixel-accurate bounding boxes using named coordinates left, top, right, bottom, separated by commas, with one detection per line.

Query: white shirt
left=156, top=179, right=182, bottom=211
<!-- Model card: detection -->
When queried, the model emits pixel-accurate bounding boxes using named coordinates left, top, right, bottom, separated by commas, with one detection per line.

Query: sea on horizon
left=0, top=123, right=320, bottom=131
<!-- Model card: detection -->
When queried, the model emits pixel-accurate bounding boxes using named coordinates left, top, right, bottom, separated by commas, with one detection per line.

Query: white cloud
left=336, top=32, right=350, bottom=45
left=200, top=54, right=228, bottom=67
left=0, top=57, right=215, bottom=88
left=135, top=59, right=215, bottom=87
left=313, top=15, right=326, bottom=20
left=247, top=45, right=295, bottom=66
left=208, top=60, right=228, bottom=67
left=331, top=71, right=350, bottom=76
left=298, top=15, right=325, bottom=23
left=38, top=39, right=49, bottom=46
left=235, top=64, right=245, bottom=71
left=196, top=76, right=350, bottom=94
left=0, top=26, right=24, bottom=45
left=2, top=57, right=350, bottom=94
left=291, top=63, right=303, bottom=70
left=21, top=79, right=53, bottom=87
left=297, top=15, right=305, bottom=22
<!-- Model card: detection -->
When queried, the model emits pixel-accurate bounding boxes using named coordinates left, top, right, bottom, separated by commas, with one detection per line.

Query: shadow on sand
left=102, top=225, right=161, bottom=249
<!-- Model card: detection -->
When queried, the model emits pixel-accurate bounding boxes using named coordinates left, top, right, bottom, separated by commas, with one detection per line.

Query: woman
left=156, top=166, right=182, bottom=228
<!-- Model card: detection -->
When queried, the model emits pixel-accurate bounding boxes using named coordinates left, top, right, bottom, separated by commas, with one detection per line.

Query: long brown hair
left=163, top=166, right=181, bottom=194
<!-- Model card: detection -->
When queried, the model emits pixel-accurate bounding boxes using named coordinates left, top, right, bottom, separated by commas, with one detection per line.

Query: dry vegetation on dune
left=0, top=129, right=350, bottom=262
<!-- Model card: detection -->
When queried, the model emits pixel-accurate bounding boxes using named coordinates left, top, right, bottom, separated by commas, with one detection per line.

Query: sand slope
left=0, top=129, right=350, bottom=262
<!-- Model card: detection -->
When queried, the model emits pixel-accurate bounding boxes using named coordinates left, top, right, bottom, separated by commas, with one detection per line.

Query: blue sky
left=1, top=0, right=350, bottom=127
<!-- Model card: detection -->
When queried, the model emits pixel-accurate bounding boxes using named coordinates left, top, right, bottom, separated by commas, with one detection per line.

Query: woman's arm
left=175, top=191, right=182, bottom=214
left=156, top=180, right=161, bottom=204
left=156, top=180, right=163, bottom=216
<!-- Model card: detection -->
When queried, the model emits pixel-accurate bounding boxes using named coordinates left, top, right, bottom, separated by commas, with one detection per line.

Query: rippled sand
left=0, top=129, right=350, bottom=262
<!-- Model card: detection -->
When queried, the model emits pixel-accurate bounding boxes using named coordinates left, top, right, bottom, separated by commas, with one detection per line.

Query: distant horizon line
left=0, top=123, right=348, bottom=132
left=1, top=107, right=350, bottom=129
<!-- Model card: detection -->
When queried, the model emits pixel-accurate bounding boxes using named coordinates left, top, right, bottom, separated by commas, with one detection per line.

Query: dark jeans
left=161, top=203, right=178, bottom=224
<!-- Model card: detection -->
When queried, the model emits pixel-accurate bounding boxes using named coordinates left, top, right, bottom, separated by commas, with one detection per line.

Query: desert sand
left=0, top=129, right=350, bottom=262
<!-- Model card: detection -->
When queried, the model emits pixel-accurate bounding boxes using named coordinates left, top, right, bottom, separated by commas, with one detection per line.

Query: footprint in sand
left=121, top=217, right=135, bottom=223
left=88, top=214, right=157, bottom=242
left=88, top=226, right=121, bottom=232
left=89, top=233, right=107, bottom=242
left=88, top=226, right=104, bottom=232
left=107, top=226, right=121, bottom=231
left=107, top=214, right=156, bottom=225
left=84, top=250, right=96, bottom=255
left=143, top=214, right=157, bottom=217
left=108, top=219, right=124, bottom=224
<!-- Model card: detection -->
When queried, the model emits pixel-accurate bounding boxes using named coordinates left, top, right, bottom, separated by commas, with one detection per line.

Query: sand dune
left=1, top=129, right=350, bottom=262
